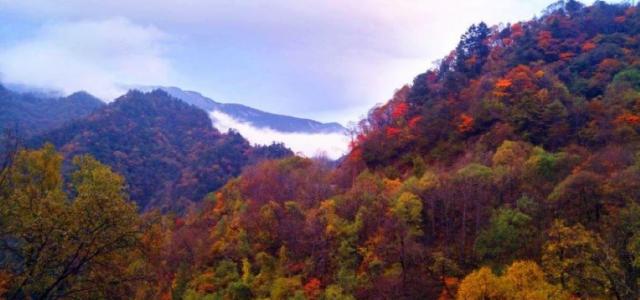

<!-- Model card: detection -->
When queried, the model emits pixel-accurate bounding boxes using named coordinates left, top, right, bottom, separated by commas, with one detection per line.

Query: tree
left=0, top=145, right=143, bottom=299
left=456, top=267, right=500, bottom=300
left=547, top=170, right=604, bottom=226
left=605, top=202, right=640, bottom=298
left=389, top=192, right=424, bottom=296
left=453, top=164, right=494, bottom=260
left=455, top=22, right=491, bottom=76
left=457, top=261, right=567, bottom=300
left=542, top=220, right=627, bottom=299
left=498, top=261, right=567, bottom=300
left=474, top=207, right=534, bottom=267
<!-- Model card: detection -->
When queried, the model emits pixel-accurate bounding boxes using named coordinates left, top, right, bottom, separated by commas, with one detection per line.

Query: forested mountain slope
left=149, top=1, right=640, bottom=299
left=5, top=1, right=640, bottom=299
left=32, top=90, right=291, bottom=210
left=349, top=0, right=640, bottom=171
left=0, top=85, right=104, bottom=137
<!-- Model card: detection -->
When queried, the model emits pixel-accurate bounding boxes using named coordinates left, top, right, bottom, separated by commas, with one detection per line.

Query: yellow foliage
left=456, top=261, right=568, bottom=300
left=492, top=140, right=531, bottom=167
left=501, top=261, right=568, bottom=300
left=456, top=267, right=501, bottom=300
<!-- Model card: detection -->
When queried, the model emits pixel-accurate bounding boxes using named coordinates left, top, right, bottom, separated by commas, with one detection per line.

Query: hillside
left=6, top=1, right=640, bottom=300
left=350, top=0, right=640, bottom=171
left=0, top=85, right=105, bottom=137
left=32, top=90, right=292, bottom=211
left=135, top=1, right=640, bottom=299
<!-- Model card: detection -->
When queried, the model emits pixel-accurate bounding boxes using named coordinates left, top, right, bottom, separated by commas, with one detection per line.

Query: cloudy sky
left=0, top=0, right=561, bottom=125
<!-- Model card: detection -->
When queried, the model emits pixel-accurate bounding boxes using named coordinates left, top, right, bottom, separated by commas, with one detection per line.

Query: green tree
left=474, top=207, right=534, bottom=268
left=0, top=146, right=143, bottom=299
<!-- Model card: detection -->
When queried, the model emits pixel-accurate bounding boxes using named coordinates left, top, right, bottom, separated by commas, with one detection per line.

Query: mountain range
left=143, top=86, right=346, bottom=134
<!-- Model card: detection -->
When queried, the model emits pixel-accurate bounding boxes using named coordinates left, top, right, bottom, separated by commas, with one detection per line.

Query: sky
left=0, top=0, right=561, bottom=126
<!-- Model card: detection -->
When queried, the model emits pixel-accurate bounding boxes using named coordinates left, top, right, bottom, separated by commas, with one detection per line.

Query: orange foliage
left=511, top=23, right=524, bottom=39
left=213, top=192, right=225, bottom=214
left=494, top=65, right=539, bottom=98
left=537, top=31, right=553, bottom=49
left=559, top=52, right=575, bottom=61
left=615, top=113, right=640, bottom=126
left=582, top=41, right=597, bottom=52
left=437, top=277, right=460, bottom=300
left=495, top=78, right=513, bottom=89
left=507, top=65, right=538, bottom=91
left=408, top=116, right=423, bottom=129
left=304, top=278, right=322, bottom=300
left=457, top=113, right=474, bottom=133
left=346, top=147, right=363, bottom=165
left=598, top=58, right=622, bottom=73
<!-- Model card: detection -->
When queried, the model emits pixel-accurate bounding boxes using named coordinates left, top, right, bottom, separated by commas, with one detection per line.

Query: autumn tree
left=456, top=261, right=566, bottom=300
left=0, top=145, right=144, bottom=299
left=542, top=220, right=627, bottom=299
left=547, top=170, right=605, bottom=226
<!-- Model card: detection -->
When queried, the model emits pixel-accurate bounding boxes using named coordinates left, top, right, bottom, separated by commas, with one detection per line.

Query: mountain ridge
left=145, top=86, right=346, bottom=134
left=0, top=84, right=105, bottom=137
left=31, top=89, right=292, bottom=211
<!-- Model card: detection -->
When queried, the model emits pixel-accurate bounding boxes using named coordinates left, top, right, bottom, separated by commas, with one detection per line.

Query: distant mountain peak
left=137, top=86, right=346, bottom=134
left=0, top=84, right=105, bottom=137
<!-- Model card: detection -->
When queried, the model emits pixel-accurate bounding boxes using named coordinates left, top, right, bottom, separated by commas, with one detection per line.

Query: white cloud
left=0, top=17, right=172, bottom=101
left=0, top=0, right=580, bottom=122
left=210, top=110, right=349, bottom=160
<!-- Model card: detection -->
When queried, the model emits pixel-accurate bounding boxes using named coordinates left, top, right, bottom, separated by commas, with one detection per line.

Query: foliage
left=0, top=145, right=144, bottom=299
left=31, top=90, right=292, bottom=211
left=9, top=1, right=640, bottom=299
left=457, top=261, right=567, bottom=300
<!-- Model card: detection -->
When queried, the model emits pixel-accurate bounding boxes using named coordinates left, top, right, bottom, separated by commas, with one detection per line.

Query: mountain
left=10, top=1, right=640, bottom=300
left=32, top=90, right=292, bottom=211
left=110, top=2, right=640, bottom=299
left=0, top=85, right=105, bottom=137
left=147, top=86, right=346, bottom=133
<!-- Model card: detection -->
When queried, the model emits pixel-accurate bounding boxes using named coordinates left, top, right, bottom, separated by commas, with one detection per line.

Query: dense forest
left=30, top=90, right=292, bottom=211
left=5, top=0, right=640, bottom=299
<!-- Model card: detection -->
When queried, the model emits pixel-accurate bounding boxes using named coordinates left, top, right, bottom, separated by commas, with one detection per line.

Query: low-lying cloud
left=0, top=17, right=172, bottom=101
left=210, top=110, right=349, bottom=160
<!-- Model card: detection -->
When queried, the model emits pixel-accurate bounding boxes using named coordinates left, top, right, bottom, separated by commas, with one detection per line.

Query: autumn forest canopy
left=6, top=0, right=640, bottom=299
